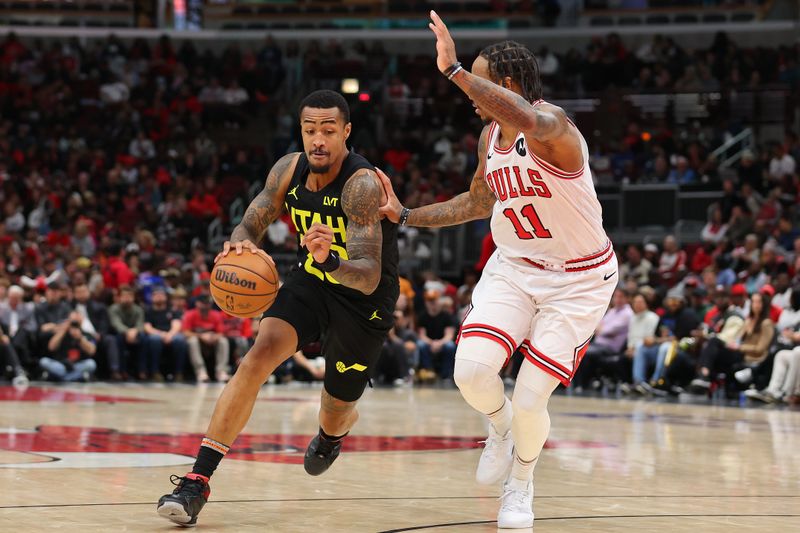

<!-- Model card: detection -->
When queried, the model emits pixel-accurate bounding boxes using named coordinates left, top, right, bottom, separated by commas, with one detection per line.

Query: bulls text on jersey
left=485, top=165, right=551, bottom=201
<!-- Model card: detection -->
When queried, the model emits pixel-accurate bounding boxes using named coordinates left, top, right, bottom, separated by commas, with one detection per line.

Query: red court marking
left=0, top=426, right=613, bottom=465
left=0, top=386, right=153, bottom=403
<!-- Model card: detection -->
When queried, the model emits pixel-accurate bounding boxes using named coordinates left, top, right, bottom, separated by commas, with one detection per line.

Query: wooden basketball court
left=0, top=382, right=798, bottom=531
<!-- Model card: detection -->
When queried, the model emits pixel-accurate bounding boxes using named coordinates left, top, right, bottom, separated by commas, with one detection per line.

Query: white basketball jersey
left=483, top=103, right=611, bottom=272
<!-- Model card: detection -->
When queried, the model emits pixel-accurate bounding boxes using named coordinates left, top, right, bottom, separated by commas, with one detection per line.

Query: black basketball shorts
left=262, top=269, right=394, bottom=402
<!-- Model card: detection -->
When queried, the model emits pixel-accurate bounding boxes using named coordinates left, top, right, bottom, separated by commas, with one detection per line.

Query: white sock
left=487, top=396, right=513, bottom=436
left=510, top=452, right=537, bottom=483
left=510, top=364, right=560, bottom=482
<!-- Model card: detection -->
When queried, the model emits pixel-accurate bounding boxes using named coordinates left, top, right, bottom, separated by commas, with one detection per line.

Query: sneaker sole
left=497, top=516, right=534, bottom=528
left=157, top=501, right=196, bottom=527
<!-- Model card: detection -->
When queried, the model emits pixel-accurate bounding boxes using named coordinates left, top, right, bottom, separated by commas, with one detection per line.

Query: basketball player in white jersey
left=379, top=12, right=617, bottom=528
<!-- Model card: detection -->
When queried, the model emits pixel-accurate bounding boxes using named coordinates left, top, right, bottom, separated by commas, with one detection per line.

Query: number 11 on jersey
left=502, top=203, right=552, bottom=240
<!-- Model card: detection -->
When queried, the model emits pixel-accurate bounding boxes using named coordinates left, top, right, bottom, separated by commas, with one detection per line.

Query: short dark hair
left=480, top=41, right=543, bottom=104
left=107, top=242, right=123, bottom=257
left=298, top=90, right=350, bottom=123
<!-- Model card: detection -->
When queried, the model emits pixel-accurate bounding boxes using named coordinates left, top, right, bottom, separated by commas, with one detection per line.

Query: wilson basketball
left=210, top=252, right=279, bottom=318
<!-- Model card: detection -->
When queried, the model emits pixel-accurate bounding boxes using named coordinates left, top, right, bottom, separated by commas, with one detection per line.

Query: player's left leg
left=304, top=306, right=390, bottom=476
left=498, top=260, right=618, bottom=529
left=497, top=365, right=559, bottom=528
left=454, top=254, right=537, bottom=486
left=304, top=388, right=360, bottom=476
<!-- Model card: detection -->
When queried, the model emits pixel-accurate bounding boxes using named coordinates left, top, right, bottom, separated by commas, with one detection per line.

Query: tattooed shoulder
left=342, top=169, right=382, bottom=226
left=232, top=152, right=299, bottom=243
left=268, top=152, right=299, bottom=187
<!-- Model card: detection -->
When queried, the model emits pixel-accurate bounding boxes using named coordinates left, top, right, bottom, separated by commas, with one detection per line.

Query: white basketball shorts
left=457, top=249, right=618, bottom=385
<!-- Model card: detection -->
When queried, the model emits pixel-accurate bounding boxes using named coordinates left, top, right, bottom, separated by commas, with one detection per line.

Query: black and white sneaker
left=304, top=434, right=343, bottom=476
left=744, top=389, right=780, bottom=403
left=687, top=378, right=711, bottom=394
left=157, top=473, right=210, bottom=527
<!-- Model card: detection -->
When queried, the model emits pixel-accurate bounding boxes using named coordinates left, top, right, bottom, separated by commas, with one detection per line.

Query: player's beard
left=308, top=151, right=331, bottom=174
left=308, top=162, right=331, bottom=174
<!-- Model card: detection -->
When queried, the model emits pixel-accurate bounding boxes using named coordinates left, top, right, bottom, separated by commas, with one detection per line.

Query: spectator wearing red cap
left=757, top=284, right=783, bottom=323
left=730, top=284, right=748, bottom=315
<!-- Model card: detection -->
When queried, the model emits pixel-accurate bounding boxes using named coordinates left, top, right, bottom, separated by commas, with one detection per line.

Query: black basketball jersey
left=283, top=150, right=399, bottom=306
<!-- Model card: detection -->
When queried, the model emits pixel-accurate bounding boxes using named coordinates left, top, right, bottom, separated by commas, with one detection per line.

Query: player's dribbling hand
left=428, top=10, right=458, bottom=74
left=376, top=168, right=402, bottom=223
left=301, top=223, right=334, bottom=263
left=216, top=240, right=275, bottom=267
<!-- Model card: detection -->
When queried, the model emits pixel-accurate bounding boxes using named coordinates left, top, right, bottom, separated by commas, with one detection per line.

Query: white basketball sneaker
left=497, top=476, right=534, bottom=528
left=476, top=426, right=514, bottom=485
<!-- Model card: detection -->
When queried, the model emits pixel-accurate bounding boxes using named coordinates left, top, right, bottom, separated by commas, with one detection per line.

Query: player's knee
left=242, top=332, right=281, bottom=371
left=320, top=391, right=358, bottom=418
left=511, top=382, right=551, bottom=417
left=453, top=359, right=496, bottom=396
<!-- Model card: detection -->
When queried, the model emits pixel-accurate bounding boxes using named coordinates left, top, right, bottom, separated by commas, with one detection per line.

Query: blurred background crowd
left=0, top=23, right=798, bottom=406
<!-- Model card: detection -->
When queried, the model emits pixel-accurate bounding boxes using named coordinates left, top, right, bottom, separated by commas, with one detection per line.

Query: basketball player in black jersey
left=157, top=90, right=399, bottom=527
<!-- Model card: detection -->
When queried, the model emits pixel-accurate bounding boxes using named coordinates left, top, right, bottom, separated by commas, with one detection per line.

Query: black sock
left=192, top=437, right=230, bottom=479
left=319, top=427, right=348, bottom=442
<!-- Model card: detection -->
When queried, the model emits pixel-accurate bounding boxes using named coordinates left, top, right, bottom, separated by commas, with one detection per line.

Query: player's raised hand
left=301, top=223, right=334, bottom=264
left=429, top=10, right=458, bottom=74
left=376, top=168, right=403, bottom=223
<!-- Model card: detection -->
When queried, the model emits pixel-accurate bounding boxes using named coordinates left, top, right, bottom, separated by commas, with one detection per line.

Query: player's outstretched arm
left=428, top=10, right=570, bottom=144
left=303, top=169, right=384, bottom=295
left=377, top=126, right=494, bottom=228
left=219, top=152, right=297, bottom=263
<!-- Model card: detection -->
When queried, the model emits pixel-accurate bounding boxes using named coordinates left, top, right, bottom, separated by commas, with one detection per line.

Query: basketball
left=210, top=252, right=279, bottom=318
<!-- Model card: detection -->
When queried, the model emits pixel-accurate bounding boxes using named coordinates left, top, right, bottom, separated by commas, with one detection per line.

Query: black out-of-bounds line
left=378, top=514, right=800, bottom=532
left=0, top=494, right=798, bottom=511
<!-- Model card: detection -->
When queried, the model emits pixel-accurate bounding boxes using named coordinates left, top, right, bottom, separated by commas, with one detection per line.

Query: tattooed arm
left=302, top=169, right=383, bottom=295
left=377, top=125, right=494, bottom=228
left=454, top=75, right=569, bottom=142
left=428, top=11, right=570, bottom=144
left=218, top=152, right=297, bottom=262
left=230, top=152, right=297, bottom=244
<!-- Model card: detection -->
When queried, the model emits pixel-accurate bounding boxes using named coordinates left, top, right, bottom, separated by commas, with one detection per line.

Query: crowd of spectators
left=571, top=218, right=800, bottom=405
left=0, top=30, right=799, bottom=407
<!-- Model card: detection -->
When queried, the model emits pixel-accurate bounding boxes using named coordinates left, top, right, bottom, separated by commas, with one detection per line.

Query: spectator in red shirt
left=690, top=244, right=714, bottom=274
left=46, top=222, right=72, bottom=250
left=221, top=312, right=254, bottom=367
left=182, top=294, right=229, bottom=383
left=187, top=183, right=222, bottom=220
left=657, top=235, right=687, bottom=287
left=102, top=243, right=136, bottom=290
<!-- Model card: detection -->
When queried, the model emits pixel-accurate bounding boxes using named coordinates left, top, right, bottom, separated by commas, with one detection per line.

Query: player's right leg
left=156, top=317, right=298, bottom=527
left=453, top=259, right=534, bottom=486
